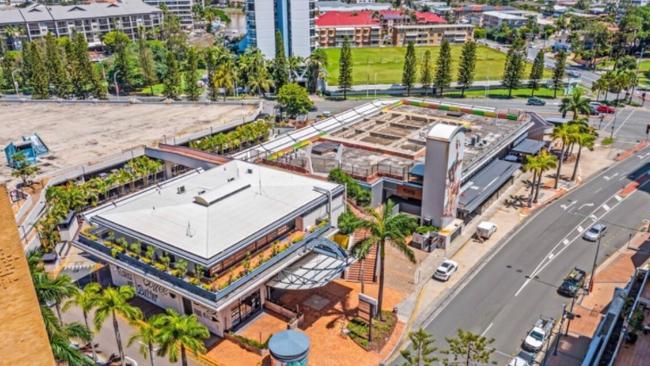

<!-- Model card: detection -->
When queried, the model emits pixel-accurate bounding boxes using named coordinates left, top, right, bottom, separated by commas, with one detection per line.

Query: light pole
left=113, top=70, right=121, bottom=100
left=588, top=233, right=604, bottom=293
left=11, top=69, right=20, bottom=96
left=610, top=110, right=616, bottom=139
left=553, top=303, right=567, bottom=356
left=565, top=293, right=577, bottom=336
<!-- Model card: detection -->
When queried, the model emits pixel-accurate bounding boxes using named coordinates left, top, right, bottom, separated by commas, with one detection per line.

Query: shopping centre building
left=75, top=160, right=348, bottom=336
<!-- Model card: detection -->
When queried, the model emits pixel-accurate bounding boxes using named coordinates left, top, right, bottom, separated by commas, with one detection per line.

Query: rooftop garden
left=188, top=120, right=271, bottom=154
left=80, top=218, right=330, bottom=294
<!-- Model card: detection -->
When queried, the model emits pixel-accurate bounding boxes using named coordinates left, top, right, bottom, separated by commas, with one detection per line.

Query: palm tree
left=63, top=283, right=102, bottom=362
left=32, top=270, right=79, bottom=322
left=591, top=77, right=607, bottom=101
left=94, top=286, right=143, bottom=365
left=360, top=200, right=418, bottom=320
left=571, top=130, right=597, bottom=181
left=128, top=318, right=159, bottom=366
left=522, top=154, right=541, bottom=207
left=552, top=123, right=573, bottom=188
left=532, top=149, right=557, bottom=203
left=559, top=89, right=591, bottom=120
left=213, top=58, right=237, bottom=101
left=152, top=309, right=210, bottom=366
left=307, top=49, right=328, bottom=94
left=287, top=55, right=304, bottom=82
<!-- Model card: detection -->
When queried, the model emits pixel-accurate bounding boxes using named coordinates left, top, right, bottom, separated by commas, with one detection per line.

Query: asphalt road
left=391, top=146, right=650, bottom=365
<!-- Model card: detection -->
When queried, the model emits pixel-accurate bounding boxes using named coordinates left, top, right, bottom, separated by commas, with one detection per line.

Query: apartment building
left=142, top=0, right=194, bottom=28
left=246, top=0, right=317, bottom=58
left=0, top=0, right=162, bottom=47
left=315, top=9, right=473, bottom=47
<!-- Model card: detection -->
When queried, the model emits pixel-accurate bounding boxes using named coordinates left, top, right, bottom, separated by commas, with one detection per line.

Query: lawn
left=323, top=45, right=550, bottom=86
left=444, top=86, right=561, bottom=99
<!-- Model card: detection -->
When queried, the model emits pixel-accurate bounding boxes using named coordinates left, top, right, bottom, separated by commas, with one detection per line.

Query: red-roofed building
left=316, top=9, right=472, bottom=47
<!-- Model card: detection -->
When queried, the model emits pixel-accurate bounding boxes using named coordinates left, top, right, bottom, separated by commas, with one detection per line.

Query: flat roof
left=87, top=161, right=339, bottom=260
left=512, top=138, right=545, bottom=155
left=459, top=159, right=520, bottom=213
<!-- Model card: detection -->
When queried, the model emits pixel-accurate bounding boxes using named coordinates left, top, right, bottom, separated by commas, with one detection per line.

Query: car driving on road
left=583, top=223, right=607, bottom=241
left=558, top=268, right=586, bottom=297
left=433, top=260, right=458, bottom=281
left=589, top=102, right=616, bottom=114
left=527, top=97, right=546, bottom=106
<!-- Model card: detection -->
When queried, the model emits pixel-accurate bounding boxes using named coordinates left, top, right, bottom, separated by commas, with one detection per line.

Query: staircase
left=346, top=230, right=378, bottom=284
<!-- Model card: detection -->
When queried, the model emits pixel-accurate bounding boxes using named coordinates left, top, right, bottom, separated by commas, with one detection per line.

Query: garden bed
left=346, top=310, right=397, bottom=351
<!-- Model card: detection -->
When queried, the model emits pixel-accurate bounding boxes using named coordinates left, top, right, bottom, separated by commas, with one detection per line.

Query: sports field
left=323, top=45, right=548, bottom=86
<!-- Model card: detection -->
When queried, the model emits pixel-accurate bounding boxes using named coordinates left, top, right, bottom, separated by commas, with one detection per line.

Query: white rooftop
left=427, top=123, right=464, bottom=142
left=87, top=161, right=339, bottom=260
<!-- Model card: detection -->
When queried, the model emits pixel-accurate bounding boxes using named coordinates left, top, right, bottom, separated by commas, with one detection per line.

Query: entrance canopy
left=267, top=238, right=353, bottom=290
left=512, top=138, right=545, bottom=156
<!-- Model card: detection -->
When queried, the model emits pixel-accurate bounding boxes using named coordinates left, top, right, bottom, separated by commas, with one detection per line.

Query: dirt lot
left=0, top=102, right=256, bottom=183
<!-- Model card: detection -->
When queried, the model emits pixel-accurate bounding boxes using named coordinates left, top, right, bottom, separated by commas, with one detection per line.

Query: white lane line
left=562, top=238, right=570, bottom=245
left=602, top=204, right=610, bottom=211
left=481, top=322, right=494, bottom=337
left=614, top=195, right=623, bottom=202
left=577, top=226, right=584, bottom=233
left=613, top=108, right=637, bottom=136
left=514, top=189, right=631, bottom=297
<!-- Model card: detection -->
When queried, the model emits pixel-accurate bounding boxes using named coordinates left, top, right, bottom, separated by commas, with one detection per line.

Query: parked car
left=583, top=223, right=607, bottom=241
left=527, top=97, right=546, bottom=106
left=567, top=70, right=581, bottom=78
left=522, top=317, right=554, bottom=352
left=508, top=350, right=536, bottom=366
left=597, top=104, right=616, bottom=113
left=558, top=268, right=587, bottom=297
left=433, top=259, right=458, bottom=281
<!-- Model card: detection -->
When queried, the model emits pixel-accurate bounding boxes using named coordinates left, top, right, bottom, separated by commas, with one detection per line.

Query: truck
left=557, top=267, right=587, bottom=297
left=522, top=317, right=554, bottom=352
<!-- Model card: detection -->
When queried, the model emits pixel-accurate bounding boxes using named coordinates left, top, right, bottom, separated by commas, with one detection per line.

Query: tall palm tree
left=360, top=200, right=418, bottom=320
left=32, top=271, right=79, bottom=322
left=287, top=55, right=304, bottom=82
left=307, top=49, right=328, bottom=94
left=213, top=58, right=237, bottom=101
left=532, top=149, right=558, bottom=203
left=128, top=318, right=159, bottom=366
left=94, top=286, right=143, bottom=365
left=63, top=283, right=102, bottom=362
left=559, top=89, right=591, bottom=120
left=522, top=154, right=541, bottom=207
left=552, top=123, right=574, bottom=188
left=571, top=131, right=597, bottom=181
left=591, top=77, right=607, bottom=101
left=152, top=309, right=209, bottom=366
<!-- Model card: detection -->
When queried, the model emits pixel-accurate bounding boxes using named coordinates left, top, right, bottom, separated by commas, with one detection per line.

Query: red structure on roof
left=315, top=9, right=446, bottom=27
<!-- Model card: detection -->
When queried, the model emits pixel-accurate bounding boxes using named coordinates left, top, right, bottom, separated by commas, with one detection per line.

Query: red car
left=597, top=104, right=616, bottom=114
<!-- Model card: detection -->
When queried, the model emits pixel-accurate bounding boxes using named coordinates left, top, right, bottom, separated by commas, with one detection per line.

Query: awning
left=267, top=239, right=353, bottom=290
left=459, top=159, right=521, bottom=214
left=409, top=163, right=425, bottom=177
left=512, top=138, right=545, bottom=155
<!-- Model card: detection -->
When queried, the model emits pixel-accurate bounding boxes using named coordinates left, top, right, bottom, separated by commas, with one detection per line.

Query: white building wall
left=254, top=0, right=276, bottom=58
left=288, top=0, right=312, bottom=57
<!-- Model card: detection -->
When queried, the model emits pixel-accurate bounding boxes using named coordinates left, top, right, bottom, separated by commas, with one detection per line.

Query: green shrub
left=602, top=136, right=614, bottom=145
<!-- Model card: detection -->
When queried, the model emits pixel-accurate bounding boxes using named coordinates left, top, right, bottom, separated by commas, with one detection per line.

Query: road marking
left=577, top=226, right=584, bottom=233
left=614, top=108, right=637, bottom=136
left=619, top=175, right=627, bottom=181
left=604, top=172, right=618, bottom=181
left=578, top=203, right=594, bottom=210
left=560, top=201, right=576, bottom=210
left=481, top=322, right=494, bottom=337
left=614, top=195, right=623, bottom=202
left=602, top=204, right=610, bottom=211
left=514, top=187, right=632, bottom=297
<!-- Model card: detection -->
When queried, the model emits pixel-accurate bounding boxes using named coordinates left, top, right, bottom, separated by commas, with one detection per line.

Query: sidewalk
left=543, top=231, right=650, bottom=366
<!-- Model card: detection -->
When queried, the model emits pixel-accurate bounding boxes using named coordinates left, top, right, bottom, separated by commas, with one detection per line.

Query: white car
left=508, top=350, right=536, bottom=366
left=433, top=260, right=458, bottom=281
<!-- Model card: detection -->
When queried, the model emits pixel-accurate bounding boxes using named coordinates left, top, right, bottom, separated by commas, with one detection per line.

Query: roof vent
left=177, top=186, right=186, bottom=194
left=246, top=168, right=254, bottom=174
left=193, top=183, right=251, bottom=207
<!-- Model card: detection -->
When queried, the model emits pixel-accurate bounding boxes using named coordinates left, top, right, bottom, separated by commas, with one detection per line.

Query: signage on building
left=358, top=293, right=377, bottom=323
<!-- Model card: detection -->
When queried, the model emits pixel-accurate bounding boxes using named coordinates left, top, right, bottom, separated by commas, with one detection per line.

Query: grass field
left=323, top=45, right=550, bottom=86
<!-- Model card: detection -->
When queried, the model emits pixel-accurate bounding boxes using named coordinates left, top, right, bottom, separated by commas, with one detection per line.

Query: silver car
left=583, top=223, right=607, bottom=241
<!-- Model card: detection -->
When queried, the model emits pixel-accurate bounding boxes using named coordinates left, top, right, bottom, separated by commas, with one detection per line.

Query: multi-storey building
left=0, top=0, right=162, bottom=47
left=142, top=0, right=194, bottom=28
left=75, top=160, right=348, bottom=336
left=246, top=0, right=317, bottom=58
left=315, top=9, right=473, bottom=48
left=481, top=10, right=538, bottom=29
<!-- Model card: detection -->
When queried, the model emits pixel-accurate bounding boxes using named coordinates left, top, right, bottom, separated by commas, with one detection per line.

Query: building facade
left=0, top=1, right=162, bottom=47
left=315, top=9, right=473, bottom=47
left=481, top=10, right=537, bottom=29
left=142, top=0, right=194, bottom=28
left=246, top=0, right=317, bottom=58
left=75, top=161, right=348, bottom=336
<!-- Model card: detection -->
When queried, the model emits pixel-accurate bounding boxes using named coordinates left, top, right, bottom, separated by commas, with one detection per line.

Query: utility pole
left=553, top=303, right=567, bottom=356
left=589, top=233, right=604, bottom=293
left=113, top=70, right=121, bottom=101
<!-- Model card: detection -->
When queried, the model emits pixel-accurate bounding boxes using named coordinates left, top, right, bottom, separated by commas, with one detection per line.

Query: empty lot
left=0, top=102, right=256, bottom=183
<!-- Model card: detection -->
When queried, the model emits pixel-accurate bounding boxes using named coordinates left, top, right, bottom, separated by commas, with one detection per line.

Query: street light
left=553, top=303, right=567, bottom=356
left=588, top=232, right=604, bottom=293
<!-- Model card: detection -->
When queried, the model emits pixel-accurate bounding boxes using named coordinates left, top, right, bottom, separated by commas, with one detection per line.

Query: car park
left=558, top=268, right=586, bottom=297
left=583, top=223, right=607, bottom=241
left=433, top=259, right=458, bottom=281
left=527, top=97, right=546, bottom=106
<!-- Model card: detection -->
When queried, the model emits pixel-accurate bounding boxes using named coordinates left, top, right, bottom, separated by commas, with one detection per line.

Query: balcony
left=75, top=223, right=331, bottom=303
